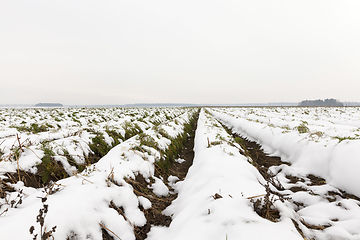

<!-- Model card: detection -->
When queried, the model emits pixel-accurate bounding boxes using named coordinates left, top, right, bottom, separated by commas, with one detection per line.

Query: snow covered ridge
left=147, top=109, right=303, bottom=240
left=209, top=107, right=360, bottom=198
left=0, top=107, right=198, bottom=239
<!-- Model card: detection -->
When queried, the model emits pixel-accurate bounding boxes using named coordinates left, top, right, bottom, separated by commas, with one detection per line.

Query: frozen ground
left=1, top=107, right=360, bottom=239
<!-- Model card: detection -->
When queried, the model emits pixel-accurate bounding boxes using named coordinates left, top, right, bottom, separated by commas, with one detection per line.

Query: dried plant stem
left=99, top=223, right=122, bottom=240
left=16, top=134, right=24, bottom=153
left=246, top=194, right=266, bottom=199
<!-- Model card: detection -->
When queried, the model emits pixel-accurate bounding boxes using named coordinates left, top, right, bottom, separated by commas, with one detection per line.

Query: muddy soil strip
left=123, top=111, right=199, bottom=240
left=219, top=125, right=316, bottom=238
left=234, top=132, right=360, bottom=201
left=231, top=133, right=288, bottom=220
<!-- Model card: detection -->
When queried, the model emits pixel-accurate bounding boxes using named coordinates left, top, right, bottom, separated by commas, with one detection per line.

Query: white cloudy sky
left=1, top=0, right=360, bottom=105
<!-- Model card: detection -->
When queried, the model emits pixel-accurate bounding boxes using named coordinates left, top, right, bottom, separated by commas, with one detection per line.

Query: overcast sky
left=1, top=0, right=360, bottom=105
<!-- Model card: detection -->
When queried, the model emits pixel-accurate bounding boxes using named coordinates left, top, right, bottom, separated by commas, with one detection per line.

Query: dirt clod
left=213, top=193, right=223, bottom=200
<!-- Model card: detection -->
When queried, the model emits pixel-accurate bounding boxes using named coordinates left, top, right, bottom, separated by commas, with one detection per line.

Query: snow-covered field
left=1, top=107, right=360, bottom=239
left=210, top=107, right=360, bottom=197
left=210, top=107, right=360, bottom=240
left=0, top=107, right=187, bottom=176
left=0, top=107, right=195, bottom=239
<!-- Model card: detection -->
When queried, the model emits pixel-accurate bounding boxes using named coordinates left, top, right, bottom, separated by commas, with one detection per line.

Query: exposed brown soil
left=125, top=174, right=174, bottom=240
left=236, top=137, right=290, bottom=184
left=229, top=132, right=290, bottom=194
left=291, top=219, right=313, bottom=240
left=250, top=184, right=281, bottom=223
left=285, top=175, right=305, bottom=184
left=212, top=121, right=284, bottom=222
left=3, top=152, right=107, bottom=191
left=101, top=228, right=114, bottom=240
left=218, top=121, right=360, bottom=238
left=0, top=179, right=15, bottom=198
left=120, top=111, right=199, bottom=240
left=286, top=173, right=360, bottom=203
left=289, top=186, right=308, bottom=193
left=167, top=136, right=195, bottom=181
left=4, top=166, right=57, bottom=189
left=307, top=174, right=326, bottom=186
left=230, top=133, right=340, bottom=236
left=327, top=189, right=360, bottom=202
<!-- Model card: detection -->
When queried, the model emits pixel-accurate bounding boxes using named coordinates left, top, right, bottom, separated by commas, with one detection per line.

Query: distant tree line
left=298, top=98, right=343, bottom=107
left=35, top=103, right=63, bottom=107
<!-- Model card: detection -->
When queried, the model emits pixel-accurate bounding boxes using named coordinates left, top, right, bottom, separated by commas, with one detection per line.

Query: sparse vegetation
left=38, top=145, right=68, bottom=184
left=296, top=122, right=310, bottom=134
left=157, top=109, right=199, bottom=173
left=3, top=106, right=360, bottom=239
left=0, top=107, right=191, bottom=189
left=88, top=133, right=112, bottom=159
left=333, top=136, right=360, bottom=143
left=105, top=129, right=123, bottom=146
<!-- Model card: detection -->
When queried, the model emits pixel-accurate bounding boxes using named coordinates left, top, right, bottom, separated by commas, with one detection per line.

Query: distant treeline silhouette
left=299, top=99, right=343, bottom=107
left=35, top=103, right=63, bottom=107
